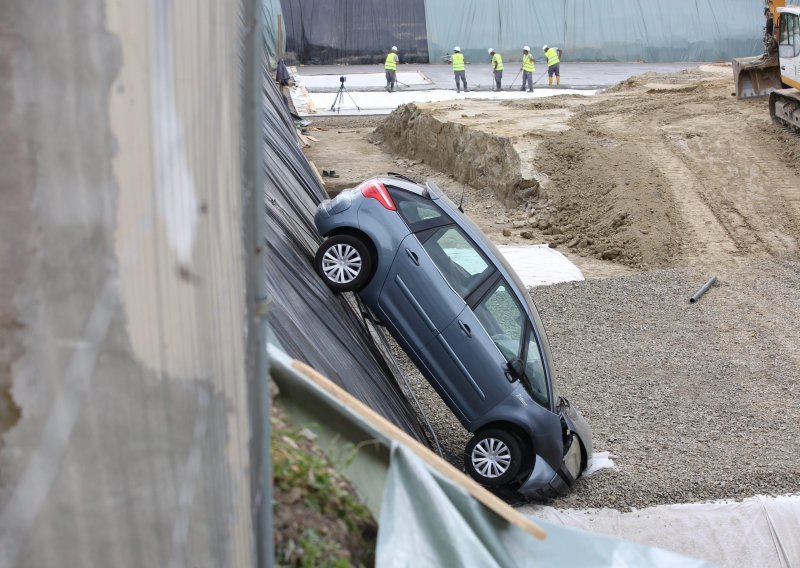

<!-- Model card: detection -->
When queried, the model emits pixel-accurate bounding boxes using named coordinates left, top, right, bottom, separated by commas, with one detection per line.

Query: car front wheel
left=464, top=429, right=523, bottom=487
left=314, top=234, right=373, bottom=293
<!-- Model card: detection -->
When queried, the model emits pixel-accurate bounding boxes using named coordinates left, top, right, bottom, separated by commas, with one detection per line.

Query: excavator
left=732, top=0, right=800, bottom=131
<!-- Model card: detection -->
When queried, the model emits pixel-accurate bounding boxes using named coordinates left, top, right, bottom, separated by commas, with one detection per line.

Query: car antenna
left=458, top=187, right=465, bottom=213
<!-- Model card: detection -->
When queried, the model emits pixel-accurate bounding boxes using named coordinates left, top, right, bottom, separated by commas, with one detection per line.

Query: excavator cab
left=769, top=7, right=800, bottom=129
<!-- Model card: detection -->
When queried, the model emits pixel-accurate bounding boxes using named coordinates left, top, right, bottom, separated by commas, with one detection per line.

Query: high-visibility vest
left=545, top=48, right=560, bottom=67
left=522, top=53, right=535, bottom=72
left=492, top=53, right=504, bottom=71
left=452, top=52, right=465, bottom=72
left=385, top=53, right=397, bottom=70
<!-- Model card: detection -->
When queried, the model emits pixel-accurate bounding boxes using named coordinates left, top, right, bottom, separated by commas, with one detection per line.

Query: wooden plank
left=291, top=359, right=548, bottom=541
left=308, top=161, right=325, bottom=186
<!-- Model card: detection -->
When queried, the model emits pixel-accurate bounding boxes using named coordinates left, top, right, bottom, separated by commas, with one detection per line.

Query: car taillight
left=359, top=179, right=396, bottom=211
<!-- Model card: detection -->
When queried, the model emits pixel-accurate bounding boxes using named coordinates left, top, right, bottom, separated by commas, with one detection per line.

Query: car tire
left=314, top=234, right=373, bottom=293
left=464, top=429, right=523, bottom=487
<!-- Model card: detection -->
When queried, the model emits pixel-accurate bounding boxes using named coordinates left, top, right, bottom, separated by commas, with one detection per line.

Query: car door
left=375, top=193, right=460, bottom=350
left=377, top=232, right=467, bottom=351
left=413, top=230, right=511, bottom=424
left=422, top=276, right=523, bottom=424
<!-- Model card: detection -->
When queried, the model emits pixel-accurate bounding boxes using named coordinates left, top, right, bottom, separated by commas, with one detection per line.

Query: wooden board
left=291, top=359, right=548, bottom=541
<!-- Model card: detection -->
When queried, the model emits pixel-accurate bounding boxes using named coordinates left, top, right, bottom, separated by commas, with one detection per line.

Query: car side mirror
left=506, top=358, right=524, bottom=381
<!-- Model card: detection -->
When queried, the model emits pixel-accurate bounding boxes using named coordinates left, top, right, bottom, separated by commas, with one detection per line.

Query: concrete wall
left=0, top=1, right=255, bottom=566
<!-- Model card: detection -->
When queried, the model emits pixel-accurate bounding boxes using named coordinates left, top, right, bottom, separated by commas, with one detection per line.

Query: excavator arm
left=732, top=0, right=785, bottom=99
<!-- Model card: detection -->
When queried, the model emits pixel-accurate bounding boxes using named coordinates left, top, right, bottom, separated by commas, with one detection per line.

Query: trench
left=373, top=103, right=539, bottom=207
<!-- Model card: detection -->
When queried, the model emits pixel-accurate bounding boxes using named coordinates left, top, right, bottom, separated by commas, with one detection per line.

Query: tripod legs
left=329, top=86, right=361, bottom=113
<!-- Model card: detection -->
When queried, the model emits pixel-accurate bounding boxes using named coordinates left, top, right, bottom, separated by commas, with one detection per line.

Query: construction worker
left=520, top=46, right=535, bottom=92
left=385, top=46, right=399, bottom=92
left=450, top=46, right=468, bottom=92
left=489, top=48, right=503, bottom=91
left=543, top=45, right=563, bottom=86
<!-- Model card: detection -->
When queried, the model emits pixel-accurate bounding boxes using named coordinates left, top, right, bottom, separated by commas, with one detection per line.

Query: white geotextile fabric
left=377, top=444, right=712, bottom=567
left=497, top=245, right=584, bottom=288
left=522, top=496, right=800, bottom=568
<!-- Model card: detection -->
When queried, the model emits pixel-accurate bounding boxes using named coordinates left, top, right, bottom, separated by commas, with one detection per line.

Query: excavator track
left=769, top=89, right=800, bottom=134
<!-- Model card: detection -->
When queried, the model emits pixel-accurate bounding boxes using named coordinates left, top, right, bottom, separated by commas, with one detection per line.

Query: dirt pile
left=373, top=66, right=800, bottom=270
left=372, top=103, right=539, bottom=206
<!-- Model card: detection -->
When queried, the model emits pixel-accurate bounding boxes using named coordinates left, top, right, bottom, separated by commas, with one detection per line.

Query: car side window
left=421, top=226, right=493, bottom=298
left=473, top=281, right=524, bottom=362
left=389, top=189, right=450, bottom=232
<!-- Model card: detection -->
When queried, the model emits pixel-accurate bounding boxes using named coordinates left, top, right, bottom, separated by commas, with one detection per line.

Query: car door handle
left=781, top=65, right=786, bottom=70
left=458, top=320, right=472, bottom=337
left=405, top=248, right=419, bottom=266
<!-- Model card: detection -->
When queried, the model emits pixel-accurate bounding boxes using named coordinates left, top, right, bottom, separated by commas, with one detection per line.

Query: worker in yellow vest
left=449, top=46, right=468, bottom=93
left=488, top=48, right=503, bottom=91
left=543, top=45, right=563, bottom=86
left=520, top=46, right=536, bottom=92
left=385, top=46, right=399, bottom=92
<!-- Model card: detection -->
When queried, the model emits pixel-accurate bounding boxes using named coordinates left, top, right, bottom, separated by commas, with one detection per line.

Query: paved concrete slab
left=295, top=62, right=703, bottom=91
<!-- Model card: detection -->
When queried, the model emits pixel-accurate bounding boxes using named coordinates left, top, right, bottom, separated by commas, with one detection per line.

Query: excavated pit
left=371, top=66, right=800, bottom=270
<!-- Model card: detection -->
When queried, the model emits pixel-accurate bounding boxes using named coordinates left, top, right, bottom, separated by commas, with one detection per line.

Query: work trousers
left=385, top=70, right=396, bottom=91
left=454, top=70, right=467, bottom=91
left=522, top=70, right=533, bottom=91
left=493, top=70, right=503, bottom=90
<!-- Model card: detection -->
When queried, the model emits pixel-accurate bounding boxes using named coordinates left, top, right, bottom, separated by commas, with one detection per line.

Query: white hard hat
left=542, top=45, right=548, bottom=51
left=523, top=45, right=530, bottom=51
left=391, top=46, right=398, bottom=51
left=488, top=48, right=494, bottom=53
left=454, top=46, right=461, bottom=52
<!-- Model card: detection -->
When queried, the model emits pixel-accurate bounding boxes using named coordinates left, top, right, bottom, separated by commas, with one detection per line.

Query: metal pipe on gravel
left=690, top=276, right=717, bottom=303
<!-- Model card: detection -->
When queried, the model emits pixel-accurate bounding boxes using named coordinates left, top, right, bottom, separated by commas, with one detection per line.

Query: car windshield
left=473, top=280, right=549, bottom=407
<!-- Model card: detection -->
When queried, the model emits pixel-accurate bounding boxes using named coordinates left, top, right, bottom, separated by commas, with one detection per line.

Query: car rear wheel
left=464, top=429, right=522, bottom=487
left=314, top=235, right=373, bottom=293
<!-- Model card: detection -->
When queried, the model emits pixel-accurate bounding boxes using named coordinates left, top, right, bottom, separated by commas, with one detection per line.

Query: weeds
left=272, top=409, right=377, bottom=567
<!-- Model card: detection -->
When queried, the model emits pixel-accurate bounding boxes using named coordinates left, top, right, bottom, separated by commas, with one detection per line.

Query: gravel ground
left=387, top=260, right=800, bottom=510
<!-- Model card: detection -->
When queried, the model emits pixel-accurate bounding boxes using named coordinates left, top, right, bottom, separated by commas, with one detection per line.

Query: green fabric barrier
left=377, top=444, right=715, bottom=567
left=424, top=0, right=765, bottom=64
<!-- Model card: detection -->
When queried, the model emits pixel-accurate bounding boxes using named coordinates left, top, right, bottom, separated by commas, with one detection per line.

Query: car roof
left=378, top=175, right=430, bottom=198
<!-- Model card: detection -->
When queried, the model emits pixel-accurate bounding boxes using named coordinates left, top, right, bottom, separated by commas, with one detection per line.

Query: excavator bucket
left=732, top=55, right=783, bottom=99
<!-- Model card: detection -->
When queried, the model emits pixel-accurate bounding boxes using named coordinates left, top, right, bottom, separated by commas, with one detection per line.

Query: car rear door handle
left=405, top=248, right=419, bottom=266
left=458, top=320, right=472, bottom=337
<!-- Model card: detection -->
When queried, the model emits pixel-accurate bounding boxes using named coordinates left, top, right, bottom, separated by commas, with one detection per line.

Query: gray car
left=313, top=175, right=592, bottom=499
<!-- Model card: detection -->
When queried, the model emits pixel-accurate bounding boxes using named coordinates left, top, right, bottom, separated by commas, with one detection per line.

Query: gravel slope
left=390, top=260, right=800, bottom=510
